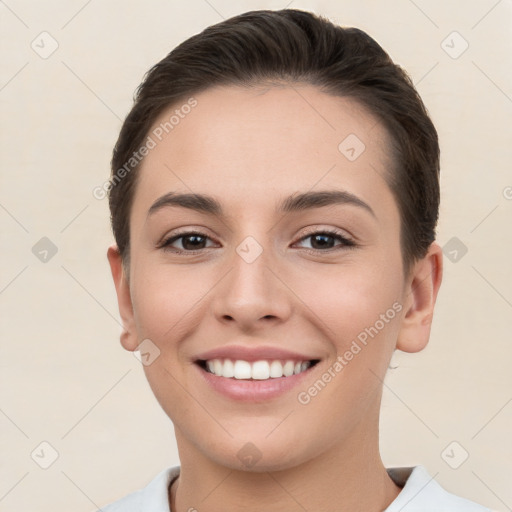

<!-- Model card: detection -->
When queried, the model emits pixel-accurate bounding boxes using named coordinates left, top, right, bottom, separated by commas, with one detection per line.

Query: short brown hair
left=109, top=8, right=440, bottom=275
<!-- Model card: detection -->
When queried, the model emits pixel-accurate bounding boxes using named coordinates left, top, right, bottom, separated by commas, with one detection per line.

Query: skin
left=108, top=83, right=443, bottom=512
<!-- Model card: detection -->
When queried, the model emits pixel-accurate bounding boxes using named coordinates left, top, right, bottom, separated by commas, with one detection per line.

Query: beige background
left=1, top=0, right=511, bottom=510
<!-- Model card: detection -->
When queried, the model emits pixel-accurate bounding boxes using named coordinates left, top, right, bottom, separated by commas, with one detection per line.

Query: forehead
left=132, top=84, right=397, bottom=221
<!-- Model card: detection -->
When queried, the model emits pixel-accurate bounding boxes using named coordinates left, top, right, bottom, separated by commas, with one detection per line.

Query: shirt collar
left=139, top=465, right=490, bottom=512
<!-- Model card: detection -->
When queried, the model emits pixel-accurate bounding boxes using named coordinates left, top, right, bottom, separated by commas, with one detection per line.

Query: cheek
left=130, top=260, right=217, bottom=344
left=289, top=257, right=403, bottom=345
left=290, top=265, right=403, bottom=433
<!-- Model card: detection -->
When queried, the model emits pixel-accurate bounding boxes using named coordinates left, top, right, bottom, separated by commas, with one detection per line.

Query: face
left=109, top=84, right=441, bottom=472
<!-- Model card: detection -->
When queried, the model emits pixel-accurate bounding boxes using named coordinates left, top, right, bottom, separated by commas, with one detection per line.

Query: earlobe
left=107, top=244, right=139, bottom=352
left=396, top=242, right=443, bottom=353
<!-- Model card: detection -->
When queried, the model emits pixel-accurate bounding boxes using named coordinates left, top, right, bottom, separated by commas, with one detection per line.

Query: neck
left=169, top=419, right=402, bottom=512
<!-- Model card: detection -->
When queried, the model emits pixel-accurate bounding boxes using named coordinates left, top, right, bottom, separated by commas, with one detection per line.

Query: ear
left=107, top=244, right=138, bottom=351
left=396, top=242, right=443, bottom=353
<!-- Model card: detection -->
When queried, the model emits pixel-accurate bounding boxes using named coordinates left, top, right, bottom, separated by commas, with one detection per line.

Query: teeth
left=233, top=360, right=252, bottom=379
left=269, top=360, right=283, bottom=378
left=283, top=361, right=295, bottom=377
left=205, top=359, right=313, bottom=379
left=213, top=359, right=223, bottom=376
left=222, top=359, right=234, bottom=378
left=252, top=360, right=270, bottom=380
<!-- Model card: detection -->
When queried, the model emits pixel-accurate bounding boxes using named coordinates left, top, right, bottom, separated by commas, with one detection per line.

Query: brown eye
left=161, top=231, right=215, bottom=252
left=295, top=230, right=355, bottom=251
left=309, top=233, right=337, bottom=250
left=180, top=234, right=207, bottom=250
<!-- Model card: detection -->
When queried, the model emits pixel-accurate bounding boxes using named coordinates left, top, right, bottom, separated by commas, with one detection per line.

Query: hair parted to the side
left=109, top=8, right=440, bottom=275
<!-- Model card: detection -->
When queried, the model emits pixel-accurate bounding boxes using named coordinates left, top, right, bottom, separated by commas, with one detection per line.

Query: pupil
left=184, top=235, right=205, bottom=250
left=312, top=234, right=334, bottom=249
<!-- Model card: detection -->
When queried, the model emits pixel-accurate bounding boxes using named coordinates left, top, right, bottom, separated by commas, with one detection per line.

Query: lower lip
left=196, top=364, right=316, bottom=402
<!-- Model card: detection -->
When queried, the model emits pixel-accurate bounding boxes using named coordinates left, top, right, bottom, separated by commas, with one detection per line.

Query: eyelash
left=158, top=229, right=356, bottom=255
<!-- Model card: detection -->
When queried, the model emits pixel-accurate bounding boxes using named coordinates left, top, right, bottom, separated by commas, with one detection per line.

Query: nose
left=211, top=240, right=293, bottom=333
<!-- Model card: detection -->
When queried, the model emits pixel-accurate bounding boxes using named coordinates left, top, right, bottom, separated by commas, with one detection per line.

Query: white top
left=98, top=465, right=492, bottom=511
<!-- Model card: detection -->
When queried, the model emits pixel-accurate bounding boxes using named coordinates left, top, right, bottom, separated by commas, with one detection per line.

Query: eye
left=294, top=229, right=356, bottom=251
left=158, top=228, right=356, bottom=255
left=159, top=231, right=216, bottom=253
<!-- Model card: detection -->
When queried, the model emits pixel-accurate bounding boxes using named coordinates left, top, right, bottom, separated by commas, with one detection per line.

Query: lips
left=193, top=345, right=321, bottom=401
left=194, top=345, right=320, bottom=364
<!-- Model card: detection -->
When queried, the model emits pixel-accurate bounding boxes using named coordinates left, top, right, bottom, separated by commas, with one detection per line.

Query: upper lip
left=194, top=345, right=321, bottom=363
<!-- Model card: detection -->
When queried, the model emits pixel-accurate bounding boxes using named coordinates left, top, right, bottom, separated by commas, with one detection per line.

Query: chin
left=199, top=431, right=319, bottom=474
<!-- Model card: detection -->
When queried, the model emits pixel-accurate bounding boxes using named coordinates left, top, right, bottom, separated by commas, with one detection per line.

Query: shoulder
left=95, top=466, right=180, bottom=512
left=385, top=465, right=493, bottom=511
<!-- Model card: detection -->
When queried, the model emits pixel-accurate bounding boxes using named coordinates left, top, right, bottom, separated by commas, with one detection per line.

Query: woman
left=102, top=9, right=491, bottom=511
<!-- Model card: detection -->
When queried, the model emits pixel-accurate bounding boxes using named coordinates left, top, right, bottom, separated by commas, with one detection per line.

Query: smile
left=199, top=358, right=319, bottom=380
left=193, top=345, right=322, bottom=401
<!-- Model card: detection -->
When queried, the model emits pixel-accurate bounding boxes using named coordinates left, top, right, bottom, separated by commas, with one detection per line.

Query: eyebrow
left=147, top=190, right=376, bottom=218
